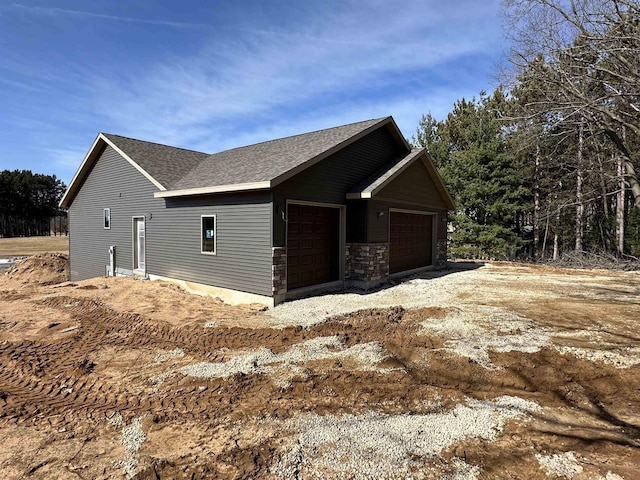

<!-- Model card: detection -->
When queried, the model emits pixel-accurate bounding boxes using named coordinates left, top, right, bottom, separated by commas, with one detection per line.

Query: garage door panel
left=288, top=239, right=299, bottom=250
left=389, top=211, right=433, bottom=274
left=314, top=253, right=328, bottom=263
left=287, top=203, right=340, bottom=290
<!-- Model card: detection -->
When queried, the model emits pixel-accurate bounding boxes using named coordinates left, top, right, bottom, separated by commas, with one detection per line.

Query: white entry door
left=133, top=217, right=146, bottom=272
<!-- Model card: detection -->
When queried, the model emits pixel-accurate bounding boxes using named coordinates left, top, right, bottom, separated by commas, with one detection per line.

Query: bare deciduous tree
left=503, top=0, right=640, bottom=209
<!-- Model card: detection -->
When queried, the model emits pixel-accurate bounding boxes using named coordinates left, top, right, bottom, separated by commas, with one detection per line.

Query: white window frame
left=200, top=215, right=217, bottom=255
left=103, top=208, right=111, bottom=229
left=132, top=216, right=146, bottom=274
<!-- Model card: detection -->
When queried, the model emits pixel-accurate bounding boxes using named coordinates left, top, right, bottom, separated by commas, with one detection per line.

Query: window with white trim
left=104, top=208, right=111, bottom=229
left=201, top=215, right=216, bottom=254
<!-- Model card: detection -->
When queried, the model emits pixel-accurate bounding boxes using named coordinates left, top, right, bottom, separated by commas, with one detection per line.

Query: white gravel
left=266, top=265, right=640, bottom=371
left=599, top=472, right=625, bottom=480
left=443, top=458, right=481, bottom=480
left=179, top=336, right=395, bottom=380
left=152, top=348, right=185, bottom=364
left=535, top=451, right=583, bottom=479
left=553, top=345, right=640, bottom=369
left=107, top=411, right=123, bottom=428
left=266, top=268, right=477, bottom=328
left=181, top=347, right=275, bottom=378
left=114, top=416, right=147, bottom=478
left=271, top=395, right=540, bottom=479
left=421, top=305, right=550, bottom=369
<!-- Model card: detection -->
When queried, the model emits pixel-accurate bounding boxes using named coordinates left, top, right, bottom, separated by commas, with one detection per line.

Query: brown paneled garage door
left=287, top=204, right=340, bottom=290
left=389, top=211, right=433, bottom=274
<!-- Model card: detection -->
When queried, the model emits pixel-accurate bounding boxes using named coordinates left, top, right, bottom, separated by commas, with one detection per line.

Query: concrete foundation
left=148, top=274, right=275, bottom=307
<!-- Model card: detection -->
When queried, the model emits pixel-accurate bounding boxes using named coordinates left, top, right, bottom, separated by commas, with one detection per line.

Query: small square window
left=201, top=215, right=216, bottom=254
left=104, top=208, right=111, bottom=229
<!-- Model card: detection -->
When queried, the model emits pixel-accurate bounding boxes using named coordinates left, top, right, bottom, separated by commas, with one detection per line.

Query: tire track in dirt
left=0, top=298, right=445, bottom=431
left=3, top=295, right=638, bottom=480
left=39, top=295, right=318, bottom=357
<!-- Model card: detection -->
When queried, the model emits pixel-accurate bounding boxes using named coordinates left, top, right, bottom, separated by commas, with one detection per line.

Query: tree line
left=414, top=0, right=639, bottom=260
left=0, top=170, right=67, bottom=238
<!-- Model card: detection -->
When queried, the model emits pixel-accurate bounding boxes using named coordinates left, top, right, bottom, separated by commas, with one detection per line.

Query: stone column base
left=272, top=247, right=286, bottom=296
left=346, top=243, right=389, bottom=286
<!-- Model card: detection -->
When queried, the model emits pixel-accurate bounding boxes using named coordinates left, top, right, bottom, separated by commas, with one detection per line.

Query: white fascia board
left=418, top=152, right=455, bottom=210
left=345, top=149, right=424, bottom=200
left=269, top=117, right=392, bottom=188
left=59, top=133, right=167, bottom=208
left=101, top=135, right=166, bottom=191
left=154, top=181, right=272, bottom=198
left=59, top=133, right=103, bottom=208
left=386, top=116, right=412, bottom=151
left=346, top=192, right=372, bottom=199
left=367, top=149, right=424, bottom=197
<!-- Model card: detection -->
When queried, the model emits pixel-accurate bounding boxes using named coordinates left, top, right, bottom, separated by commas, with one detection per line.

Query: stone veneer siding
left=346, top=243, right=389, bottom=283
left=436, top=239, right=447, bottom=266
left=272, top=247, right=287, bottom=295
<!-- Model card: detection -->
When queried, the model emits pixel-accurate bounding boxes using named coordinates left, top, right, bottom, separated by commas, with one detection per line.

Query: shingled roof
left=168, top=117, right=386, bottom=193
left=101, top=134, right=209, bottom=189
left=60, top=116, right=407, bottom=207
left=347, top=148, right=456, bottom=210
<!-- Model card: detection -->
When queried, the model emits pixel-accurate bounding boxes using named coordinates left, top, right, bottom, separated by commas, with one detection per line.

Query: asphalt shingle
left=102, top=134, right=209, bottom=189
left=171, top=118, right=386, bottom=190
left=105, top=117, right=388, bottom=191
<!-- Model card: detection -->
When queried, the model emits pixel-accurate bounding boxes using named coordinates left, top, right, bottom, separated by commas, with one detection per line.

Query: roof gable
left=157, top=117, right=401, bottom=198
left=60, top=133, right=170, bottom=208
left=60, top=116, right=415, bottom=207
left=347, top=148, right=455, bottom=210
left=102, top=134, right=209, bottom=189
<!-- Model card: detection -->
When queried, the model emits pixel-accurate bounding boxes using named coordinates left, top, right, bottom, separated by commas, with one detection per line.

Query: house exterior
left=60, top=117, right=455, bottom=306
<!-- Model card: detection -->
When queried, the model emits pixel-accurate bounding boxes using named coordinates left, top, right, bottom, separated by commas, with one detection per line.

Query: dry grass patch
left=0, top=236, right=69, bottom=257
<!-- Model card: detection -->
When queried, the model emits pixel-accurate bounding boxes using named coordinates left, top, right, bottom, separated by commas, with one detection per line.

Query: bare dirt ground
left=0, top=254, right=638, bottom=479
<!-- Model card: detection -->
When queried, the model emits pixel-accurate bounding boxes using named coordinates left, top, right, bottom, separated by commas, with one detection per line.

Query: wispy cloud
left=89, top=1, right=501, bottom=150
left=185, top=84, right=480, bottom=155
left=1, top=1, right=504, bottom=183
left=11, top=3, right=208, bottom=28
left=47, top=147, right=89, bottom=169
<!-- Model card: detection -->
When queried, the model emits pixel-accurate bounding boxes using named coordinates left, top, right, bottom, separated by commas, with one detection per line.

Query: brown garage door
left=287, top=204, right=340, bottom=290
left=389, top=211, right=433, bottom=274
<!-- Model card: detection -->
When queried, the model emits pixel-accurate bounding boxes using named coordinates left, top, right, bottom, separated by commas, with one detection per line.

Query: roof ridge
left=102, top=133, right=209, bottom=156
left=206, top=117, right=389, bottom=156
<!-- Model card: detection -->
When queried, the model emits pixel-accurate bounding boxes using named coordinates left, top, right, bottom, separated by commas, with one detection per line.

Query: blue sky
left=0, top=0, right=504, bottom=186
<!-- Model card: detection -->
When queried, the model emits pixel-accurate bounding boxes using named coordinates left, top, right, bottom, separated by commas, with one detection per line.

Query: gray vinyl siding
left=68, top=145, right=273, bottom=297
left=377, top=160, right=449, bottom=209
left=69, top=145, right=162, bottom=281
left=156, top=194, right=272, bottom=296
left=272, top=126, right=407, bottom=246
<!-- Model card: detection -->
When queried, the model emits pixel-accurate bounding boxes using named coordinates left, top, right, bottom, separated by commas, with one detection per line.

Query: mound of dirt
left=4, top=253, right=69, bottom=285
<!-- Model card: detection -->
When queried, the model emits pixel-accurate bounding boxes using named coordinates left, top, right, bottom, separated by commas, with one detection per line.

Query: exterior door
left=133, top=217, right=146, bottom=272
left=389, top=211, right=433, bottom=274
left=287, top=203, right=339, bottom=290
